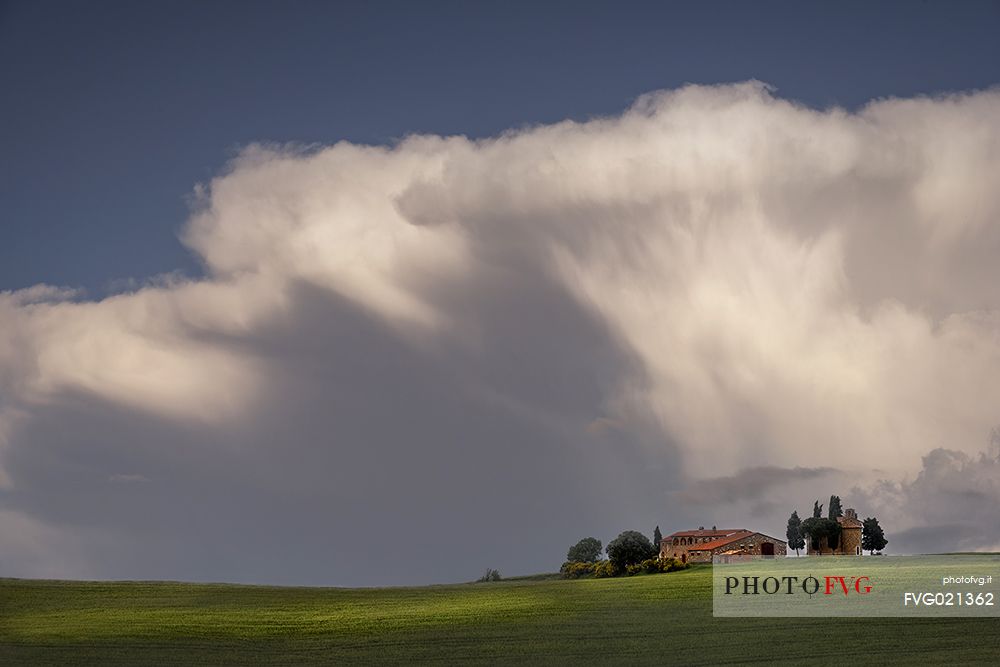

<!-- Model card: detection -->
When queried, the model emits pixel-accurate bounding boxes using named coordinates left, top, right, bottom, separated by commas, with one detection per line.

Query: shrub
left=591, top=560, right=616, bottom=578
left=559, top=561, right=596, bottom=579
left=476, top=568, right=502, bottom=582
left=664, top=558, right=688, bottom=572
left=561, top=557, right=688, bottom=579
left=631, top=558, right=691, bottom=575
left=642, top=558, right=661, bottom=574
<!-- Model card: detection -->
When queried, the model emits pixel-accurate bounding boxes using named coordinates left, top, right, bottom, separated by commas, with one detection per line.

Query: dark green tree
left=606, top=531, right=658, bottom=571
left=653, top=526, right=663, bottom=552
left=800, top=517, right=841, bottom=553
left=862, top=517, right=888, bottom=554
left=828, top=522, right=841, bottom=550
left=786, top=511, right=805, bottom=556
left=812, top=500, right=823, bottom=518
left=566, top=537, right=603, bottom=563
left=828, top=495, right=843, bottom=520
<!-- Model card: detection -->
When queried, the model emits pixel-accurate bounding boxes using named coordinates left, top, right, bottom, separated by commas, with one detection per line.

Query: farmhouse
left=660, top=527, right=787, bottom=563
left=808, top=508, right=864, bottom=555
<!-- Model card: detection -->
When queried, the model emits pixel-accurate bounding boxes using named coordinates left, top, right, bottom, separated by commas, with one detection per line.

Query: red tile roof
left=687, top=531, right=756, bottom=551
left=666, top=529, right=743, bottom=538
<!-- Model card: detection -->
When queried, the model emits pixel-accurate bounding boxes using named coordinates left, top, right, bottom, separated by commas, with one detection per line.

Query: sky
left=2, top=1, right=1000, bottom=585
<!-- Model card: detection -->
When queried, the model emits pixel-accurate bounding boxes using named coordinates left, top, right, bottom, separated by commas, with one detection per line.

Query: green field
left=2, top=565, right=999, bottom=665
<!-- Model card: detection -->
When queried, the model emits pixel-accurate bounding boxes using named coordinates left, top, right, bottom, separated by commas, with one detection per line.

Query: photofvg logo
left=724, top=575, right=872, bottom=596
left=712, top=555, right=1000, bottom=617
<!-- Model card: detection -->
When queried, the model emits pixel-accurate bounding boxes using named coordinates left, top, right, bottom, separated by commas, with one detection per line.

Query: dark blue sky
left=2, top=0, right=999, bottom=295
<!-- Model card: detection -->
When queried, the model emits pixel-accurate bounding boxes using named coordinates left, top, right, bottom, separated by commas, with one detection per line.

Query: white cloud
left=1, top=82, right=1000, bottom=577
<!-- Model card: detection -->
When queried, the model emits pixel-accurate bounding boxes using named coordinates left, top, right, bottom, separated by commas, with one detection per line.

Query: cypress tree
left=828, top=495, right=843, bottom=520
left=786, top=511, right=805, bottom=556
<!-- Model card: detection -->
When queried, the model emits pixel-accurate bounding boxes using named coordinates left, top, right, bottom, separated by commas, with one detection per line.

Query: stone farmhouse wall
left=686, top=532, right=787, bottom=563
left=661, top=532, right=787, bottom=563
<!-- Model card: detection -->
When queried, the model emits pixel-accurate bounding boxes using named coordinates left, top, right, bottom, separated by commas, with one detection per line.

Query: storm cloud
left=2, top=82, right=1000, bottom=583
left=852, top=434, right=1000, bottom=554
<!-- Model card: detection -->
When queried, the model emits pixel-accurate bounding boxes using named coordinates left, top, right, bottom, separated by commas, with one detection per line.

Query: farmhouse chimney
left=845, top=508, right=857, bottom=519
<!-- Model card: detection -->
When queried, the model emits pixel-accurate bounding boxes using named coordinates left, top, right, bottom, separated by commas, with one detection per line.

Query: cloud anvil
left=2, top=83, right=1000, bottom=583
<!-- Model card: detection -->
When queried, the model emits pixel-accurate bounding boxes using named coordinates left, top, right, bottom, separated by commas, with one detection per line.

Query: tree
left=812, top=500, right=823, bottom=518
left=566, top=537, right=603, bottom=563
left=606, top=531, right=658, bottom=571
left=828, top=495, right=843, bottom=520
left=862, top=517, right=888, bottom=555
left=828, top=522, right=841, bottom=550
left=653, top=526, right=663, bottom=552
left=800, top=516, right=841, bottom=553
left=786, top=511, right=805, bottom=556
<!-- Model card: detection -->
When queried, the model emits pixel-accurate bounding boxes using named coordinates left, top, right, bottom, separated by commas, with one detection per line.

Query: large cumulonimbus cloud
left=1, top=82, right=999, bottom=583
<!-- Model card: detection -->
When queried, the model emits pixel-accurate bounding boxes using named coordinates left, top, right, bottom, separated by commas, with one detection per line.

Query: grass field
left=2, top=564, right=999, bottom=665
